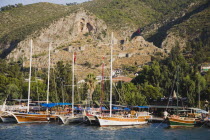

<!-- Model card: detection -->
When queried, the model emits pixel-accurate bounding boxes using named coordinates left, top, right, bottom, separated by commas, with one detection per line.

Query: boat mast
left=72, top=52, right=75, bottom=117
left=198, top=79, right=201, bottom=109
left=100, top=57, right=105, bottom=112
left=27, top=39, right=33, bottom=113
left=46, top=43, right=51, bottom=114
left=110, top=32, right=113, bottom=117
left=176, top=66, right=179, bottom=115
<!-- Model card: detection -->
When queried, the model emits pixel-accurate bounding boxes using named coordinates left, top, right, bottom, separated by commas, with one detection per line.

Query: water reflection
left=0, top=122, right=209, bottom=140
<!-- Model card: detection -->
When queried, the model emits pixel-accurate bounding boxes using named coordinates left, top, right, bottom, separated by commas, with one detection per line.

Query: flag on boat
left=74, top=52, right=77, bottom=64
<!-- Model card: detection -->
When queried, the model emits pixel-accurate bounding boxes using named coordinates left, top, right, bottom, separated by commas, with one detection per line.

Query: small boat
left=168, top=115, right=196, bottom=128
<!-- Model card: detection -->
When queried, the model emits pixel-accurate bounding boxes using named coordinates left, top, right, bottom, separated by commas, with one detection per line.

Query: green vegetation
left=132, top=46, right=209, bottom=107
left=0, top=1, right=209, bottom=107
left=0, top=60, right=74, bottom=104
left=170, top=3, right=210, bottom=39
left=82, top=0, right=200, bottom=29
left=0, top=3, right=23, bottom=11
left=116, top=82, right=147, bottom=106
left=85, top=73, right=97, bottom=102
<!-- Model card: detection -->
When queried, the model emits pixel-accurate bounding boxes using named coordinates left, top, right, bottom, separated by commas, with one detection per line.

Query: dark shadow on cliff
left=147, top=1, right=210, bottom=48
left=0, top=40, right=20, bottom=59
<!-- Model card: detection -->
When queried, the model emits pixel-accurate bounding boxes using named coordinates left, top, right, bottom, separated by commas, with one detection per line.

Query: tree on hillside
left=53, top=61, right=73, bottom=103
left=118, top=82, right=146, bottom=106
left=194, top=72, right=206, bottom=108
left=0, top=3, right=23, bottom=11
left=141, top=83, right=163, bottom=101
left=204, top=70, right=210, bottom=101
left=5, top=84, right=20, bottom=100
left=182, top=75, right=196, bottom=106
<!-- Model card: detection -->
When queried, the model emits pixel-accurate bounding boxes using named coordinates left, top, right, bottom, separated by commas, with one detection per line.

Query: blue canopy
left=124, top=107, right=131, bottom=111
left=134, top=106, right=149, bottom=108
left=74, top=107, right=83, bottom=110
left=113, top=107, right=118, bottom=110
left=57, top=103, right=71, bottom=106
left=41, top=103, right=71, bottom=108
left=101, top=107, right=107, bottom=110
left=113, top=107, right=122, bottom=110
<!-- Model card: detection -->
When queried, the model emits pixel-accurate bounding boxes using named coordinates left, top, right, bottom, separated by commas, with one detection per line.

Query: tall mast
left=27, top=39, right=33, bottom=113
left=47, top=43, right=51, bottom=105
left=176, top=66, right=179, bottom=115
left=100, top=57, right=105, bottom=108
left=110, top=32, right=113, bottom=117
left=198, top=80, right=201, bottom=109
left=72, top=52, right=75, bottom=117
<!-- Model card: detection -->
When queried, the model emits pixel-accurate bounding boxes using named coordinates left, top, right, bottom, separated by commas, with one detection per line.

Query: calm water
left=0, top=122, right=209, bottom=140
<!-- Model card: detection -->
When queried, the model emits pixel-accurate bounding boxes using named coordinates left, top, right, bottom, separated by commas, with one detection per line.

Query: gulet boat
left=96, top=32, right=151, bottom=127
left=168, top=115, right=196, bottom=128
left=11, top=40, right=55, bottom=123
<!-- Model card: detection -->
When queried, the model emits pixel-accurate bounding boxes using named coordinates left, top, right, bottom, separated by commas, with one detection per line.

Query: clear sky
left=0, top=0, right=90, bottom=7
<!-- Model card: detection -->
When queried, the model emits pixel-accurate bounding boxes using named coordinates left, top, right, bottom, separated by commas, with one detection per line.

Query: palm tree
left=85, top=73, right=97, bottom=103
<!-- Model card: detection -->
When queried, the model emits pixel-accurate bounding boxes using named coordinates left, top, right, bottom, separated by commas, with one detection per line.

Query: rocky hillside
left=0, top=3, right=76, bottom=58
left=3, top=7, right=163, bottom=79
left=0, top=0, right=209, bottom=79
left=161, top=2, right=210, bottom=51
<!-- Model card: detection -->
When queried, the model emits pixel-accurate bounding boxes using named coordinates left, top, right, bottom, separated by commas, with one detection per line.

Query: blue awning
left=41, top=103, right=71, bottom=108
left=124, top=107, right=131, bottom=111
left=101, top=107, right=107, bottom=110
left=134, top=106, right=149, bottom=108
left=57, top=103, right=71, bottom=106
left=113, top=107, right=122, bottom=110
left=74, top=107, right=83, bottom=110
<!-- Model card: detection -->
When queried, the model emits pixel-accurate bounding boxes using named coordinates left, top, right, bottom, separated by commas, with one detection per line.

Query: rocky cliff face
left=161, top=33, right=187, bottom=52
left=7, top=9, right=108, bottom=62
left=6, top=9, right=165, bottom=79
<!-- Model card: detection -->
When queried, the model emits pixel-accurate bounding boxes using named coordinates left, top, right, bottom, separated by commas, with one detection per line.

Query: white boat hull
left=96, top=116, right=149, bottom=127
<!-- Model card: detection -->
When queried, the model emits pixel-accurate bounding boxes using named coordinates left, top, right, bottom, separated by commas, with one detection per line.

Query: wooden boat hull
left=11, top=113, right=57, bottom=123
left=96, top=116, right=150, bottom=127
left=168, top=117, right=196, bottom=128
